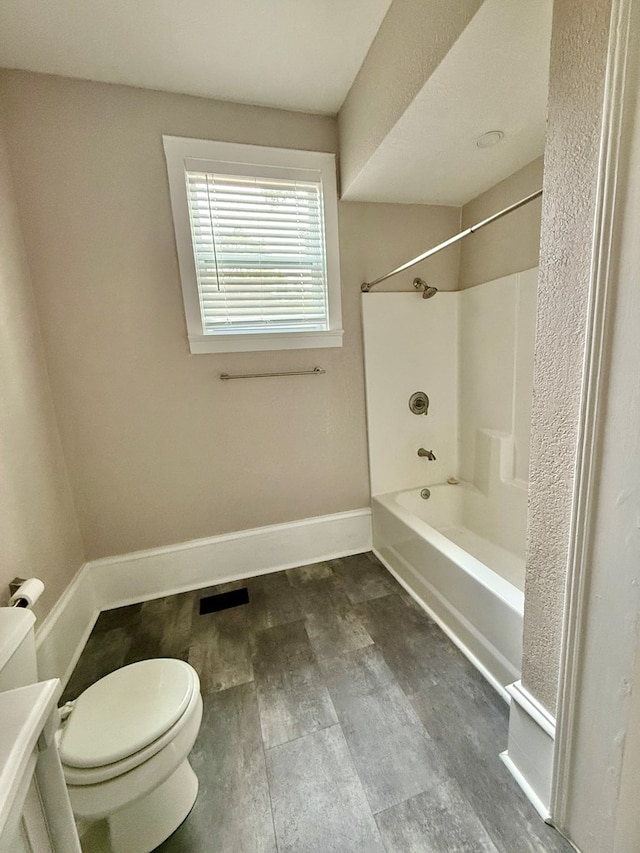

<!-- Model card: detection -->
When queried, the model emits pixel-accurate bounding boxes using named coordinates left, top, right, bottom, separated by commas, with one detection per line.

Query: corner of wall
left=0, top=125, right=86, bottom=623
left=458, top=157, right=544, bottom=290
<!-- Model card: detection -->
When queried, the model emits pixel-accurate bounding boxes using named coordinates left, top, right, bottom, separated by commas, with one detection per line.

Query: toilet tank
left=0, top=608, right=37, bottom=691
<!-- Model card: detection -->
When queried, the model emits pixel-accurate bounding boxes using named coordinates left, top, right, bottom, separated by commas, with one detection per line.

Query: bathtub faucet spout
left=417, top=448, right=436, bottom=460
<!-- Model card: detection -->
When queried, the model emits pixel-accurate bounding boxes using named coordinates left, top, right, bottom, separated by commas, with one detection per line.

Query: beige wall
left=0, top=70, right=460, bottom=560
left=346, top=200, right=460, bottom=293
left=523, top=0, right=613, bottom=714
left=0, top=128, right=84, bottom=619
left=459, top=157, right=544, bottom=289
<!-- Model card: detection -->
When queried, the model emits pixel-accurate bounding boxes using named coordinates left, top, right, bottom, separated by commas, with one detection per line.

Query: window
left=163, top=136, right=343, bottom=353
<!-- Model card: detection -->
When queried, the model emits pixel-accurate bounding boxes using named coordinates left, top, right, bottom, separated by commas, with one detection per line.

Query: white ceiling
left=0, top=0, right=552, bottom=205
left=0, top=0, right=393, bottom=114
left=342, top=0, right=552, bottom=205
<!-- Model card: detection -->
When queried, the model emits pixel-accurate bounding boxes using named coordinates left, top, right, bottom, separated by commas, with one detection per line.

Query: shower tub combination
left=372, top=481, right=524, bottom=699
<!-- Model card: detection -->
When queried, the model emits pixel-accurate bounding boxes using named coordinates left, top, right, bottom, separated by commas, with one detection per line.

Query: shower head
left=413, top=278, right=438, bottom=299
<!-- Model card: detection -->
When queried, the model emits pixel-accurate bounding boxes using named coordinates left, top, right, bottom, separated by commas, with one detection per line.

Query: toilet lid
left=59, top=658, right=196, bottom=769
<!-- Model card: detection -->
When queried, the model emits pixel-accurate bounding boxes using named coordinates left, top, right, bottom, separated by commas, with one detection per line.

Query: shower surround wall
left=363, top=268, right=538, bottom=522
left=361, top=292, right=459, bottom=495
left=458, top=268, right=538, bottom=558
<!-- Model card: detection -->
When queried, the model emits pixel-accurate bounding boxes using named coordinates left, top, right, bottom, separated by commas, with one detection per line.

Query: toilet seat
left=60, top=659, right=199, bottom=786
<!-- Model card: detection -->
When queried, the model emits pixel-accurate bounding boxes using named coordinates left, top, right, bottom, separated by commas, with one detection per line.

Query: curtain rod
left=361, top=188, right=543, bottom=292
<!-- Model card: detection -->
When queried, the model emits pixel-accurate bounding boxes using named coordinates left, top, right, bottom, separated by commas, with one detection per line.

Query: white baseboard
left=503, top=680, right=556, bottom=820
left=35, top=562, right=98, bottom=687
left=90, top=508, right=371, bottom=609
left=35, top=508, right=372, bottom=687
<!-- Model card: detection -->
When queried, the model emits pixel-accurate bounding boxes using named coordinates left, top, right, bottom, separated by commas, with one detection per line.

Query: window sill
left=188, top=329, right=344, bottom=354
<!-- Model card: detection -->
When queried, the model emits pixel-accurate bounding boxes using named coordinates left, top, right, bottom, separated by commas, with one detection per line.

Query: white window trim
left=163, top=136, right=343, bottom=354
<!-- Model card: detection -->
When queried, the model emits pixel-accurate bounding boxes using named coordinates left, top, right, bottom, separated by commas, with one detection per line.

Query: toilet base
left=107, top=759, right=198, bottom=853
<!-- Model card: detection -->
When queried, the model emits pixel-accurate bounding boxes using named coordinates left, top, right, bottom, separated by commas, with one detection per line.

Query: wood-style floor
left=63, top=553, right=572, bottom=853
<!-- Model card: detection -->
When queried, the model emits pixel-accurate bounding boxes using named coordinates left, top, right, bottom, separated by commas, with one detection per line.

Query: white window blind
left=185, top=171, right=329, bottom=336
left=163, top=137, right=342, bottom=354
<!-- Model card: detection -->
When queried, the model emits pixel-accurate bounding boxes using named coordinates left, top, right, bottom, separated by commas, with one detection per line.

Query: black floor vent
left=199, top=587, right=249, bottom=615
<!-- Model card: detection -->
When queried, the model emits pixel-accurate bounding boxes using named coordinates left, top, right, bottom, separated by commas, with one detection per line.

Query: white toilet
left=0, top=607, right=203, bottom=853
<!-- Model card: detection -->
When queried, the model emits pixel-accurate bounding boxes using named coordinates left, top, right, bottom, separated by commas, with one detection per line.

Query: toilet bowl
left=58, top=657, right=203, bottom=853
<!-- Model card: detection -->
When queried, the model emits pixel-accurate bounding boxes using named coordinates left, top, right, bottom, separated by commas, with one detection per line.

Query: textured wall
left=0, top=128, right=84, bottom=618
left=459, top=157, right=544, bottom=289
left=559, top=2, right=640, bottom=847
left=522, top=0, right=613, bottom=714
left=0, top=70, right=460, bottom=560
left=338, top=0, right=483, bottom=194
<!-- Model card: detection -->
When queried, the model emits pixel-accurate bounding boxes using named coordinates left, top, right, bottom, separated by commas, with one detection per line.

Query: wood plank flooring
left=63, top=553, right=572, bottom=853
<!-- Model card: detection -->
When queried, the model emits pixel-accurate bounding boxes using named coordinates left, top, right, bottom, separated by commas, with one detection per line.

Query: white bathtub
left=372, top=482, right=524, bottom=698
